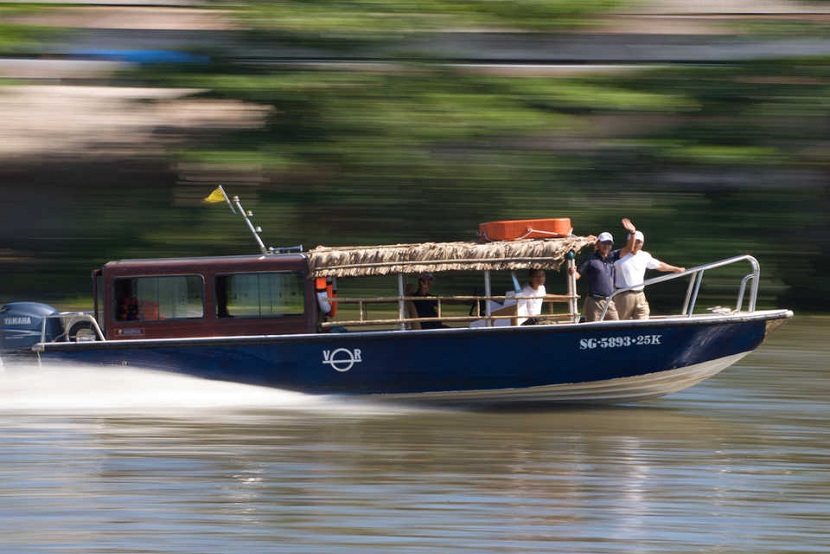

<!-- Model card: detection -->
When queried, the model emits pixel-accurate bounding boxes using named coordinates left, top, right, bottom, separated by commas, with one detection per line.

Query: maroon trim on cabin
left=91, top=268, right=102, bottom=327
left=100, top=255, right=318, bottom=340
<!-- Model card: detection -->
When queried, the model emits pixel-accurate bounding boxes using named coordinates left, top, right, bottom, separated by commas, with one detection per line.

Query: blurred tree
left=0, top=4, right=55, bottom=55
left=0, top=1, right=827, bottom=311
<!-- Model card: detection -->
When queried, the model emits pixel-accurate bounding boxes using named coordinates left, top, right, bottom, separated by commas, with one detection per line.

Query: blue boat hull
left=35, top=310, right=791, bottom=404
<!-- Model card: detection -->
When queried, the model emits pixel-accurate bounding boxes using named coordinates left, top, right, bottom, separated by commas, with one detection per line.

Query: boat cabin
left=95, top=254, right=318, bottom=340
left=89, top=232, right=596, bottom=340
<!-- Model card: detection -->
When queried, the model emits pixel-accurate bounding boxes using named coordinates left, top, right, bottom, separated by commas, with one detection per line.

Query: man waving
left=613, top=218, right=685, bottom=320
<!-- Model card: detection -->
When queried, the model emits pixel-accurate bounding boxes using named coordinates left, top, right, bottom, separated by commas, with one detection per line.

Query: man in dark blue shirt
left=412, top=272, right=449, bottom=329
left=569, top=232, right=620, bottom=321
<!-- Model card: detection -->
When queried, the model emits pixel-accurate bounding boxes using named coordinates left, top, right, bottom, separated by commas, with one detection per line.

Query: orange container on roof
left=479, top=218, right=572, bottom=241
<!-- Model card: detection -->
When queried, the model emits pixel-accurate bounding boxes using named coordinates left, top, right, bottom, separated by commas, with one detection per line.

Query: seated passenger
left=315, top=277, right=348, bottom=333
left=516, top=269, right=546, bottom=325
left=117, top=296, right=139, bottom=321
left=315, top=278, right=333, bottom=319
left=412, top=272, right=448, bottom=329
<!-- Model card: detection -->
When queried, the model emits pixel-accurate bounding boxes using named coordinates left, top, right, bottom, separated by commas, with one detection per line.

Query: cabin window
left=216, top=272, right=305, bottom=318
left=114, top=275, right=204, bottom=321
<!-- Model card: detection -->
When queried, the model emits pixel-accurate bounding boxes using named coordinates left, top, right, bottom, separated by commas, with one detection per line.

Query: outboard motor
left=0, top=302, right=63, bottom=354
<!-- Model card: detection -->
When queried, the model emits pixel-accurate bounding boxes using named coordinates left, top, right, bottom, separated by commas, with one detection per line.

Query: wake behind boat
left=0, top=189, right=792, bottom=406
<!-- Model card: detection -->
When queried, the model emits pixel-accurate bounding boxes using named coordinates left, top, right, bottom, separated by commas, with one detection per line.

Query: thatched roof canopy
left=308, top=236, right=596, bottom=278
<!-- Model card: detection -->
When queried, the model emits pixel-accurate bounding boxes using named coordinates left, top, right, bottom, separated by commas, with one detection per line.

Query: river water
left=1, top=317, right=828, bottom=553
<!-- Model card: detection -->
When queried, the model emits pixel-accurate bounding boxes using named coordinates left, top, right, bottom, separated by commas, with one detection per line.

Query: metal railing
left=38, top=312, right=106, bottom=346
left=599, top=254, right=760, bottom=321
left=320, top=293, right=576, bottom=329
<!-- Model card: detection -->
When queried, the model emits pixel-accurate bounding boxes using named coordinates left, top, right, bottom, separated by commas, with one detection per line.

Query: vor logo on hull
left=322, top=348, right=362, bottom=372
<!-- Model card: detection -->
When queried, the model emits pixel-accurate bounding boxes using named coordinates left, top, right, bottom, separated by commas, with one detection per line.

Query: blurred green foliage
left=0, top=3, right=53, bottom=54
left=229, top=0, right=622, bottom=34
left=0, top=1, right=828, bottom=313
left=109, top=55, right=830, bottom=312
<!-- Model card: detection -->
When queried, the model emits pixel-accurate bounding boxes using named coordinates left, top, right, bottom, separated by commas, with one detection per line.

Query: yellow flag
left=203, top=186, right=227, bottom=204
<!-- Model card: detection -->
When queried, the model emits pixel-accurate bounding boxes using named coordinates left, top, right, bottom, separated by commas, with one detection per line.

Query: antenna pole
left=231, top=195, right=268, bottom=255
left=209, top=186, right=302, bottom=254
left=215, top=185, right=236, bottom=214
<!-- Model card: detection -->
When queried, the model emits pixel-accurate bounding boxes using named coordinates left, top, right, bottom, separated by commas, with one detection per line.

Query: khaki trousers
left=583, top=297, right=619, bottom=322
left=615, top=290, right=650, bottom=320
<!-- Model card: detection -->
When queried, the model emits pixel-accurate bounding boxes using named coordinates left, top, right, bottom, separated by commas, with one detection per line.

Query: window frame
left=112, top=273, right=206, bottom=323
left=215, top=270, right=306, bottom=319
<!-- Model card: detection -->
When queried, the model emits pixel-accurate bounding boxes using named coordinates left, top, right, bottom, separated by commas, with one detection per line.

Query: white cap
left=597, top=232, right=613, bottom=243
left=632, top=230, right=645, bottom=242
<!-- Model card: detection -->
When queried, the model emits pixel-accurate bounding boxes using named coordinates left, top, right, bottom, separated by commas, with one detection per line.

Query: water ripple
left=0, top=318, right=828, bottom=553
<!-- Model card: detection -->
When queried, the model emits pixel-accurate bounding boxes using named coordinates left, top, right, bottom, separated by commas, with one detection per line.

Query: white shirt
left=614, top=251, right=660, bottom=291
left=517, top=284, right=545, bottom=325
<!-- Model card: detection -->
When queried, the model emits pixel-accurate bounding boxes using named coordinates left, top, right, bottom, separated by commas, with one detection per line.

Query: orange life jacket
left=315, top=277, right=337, bottom=317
